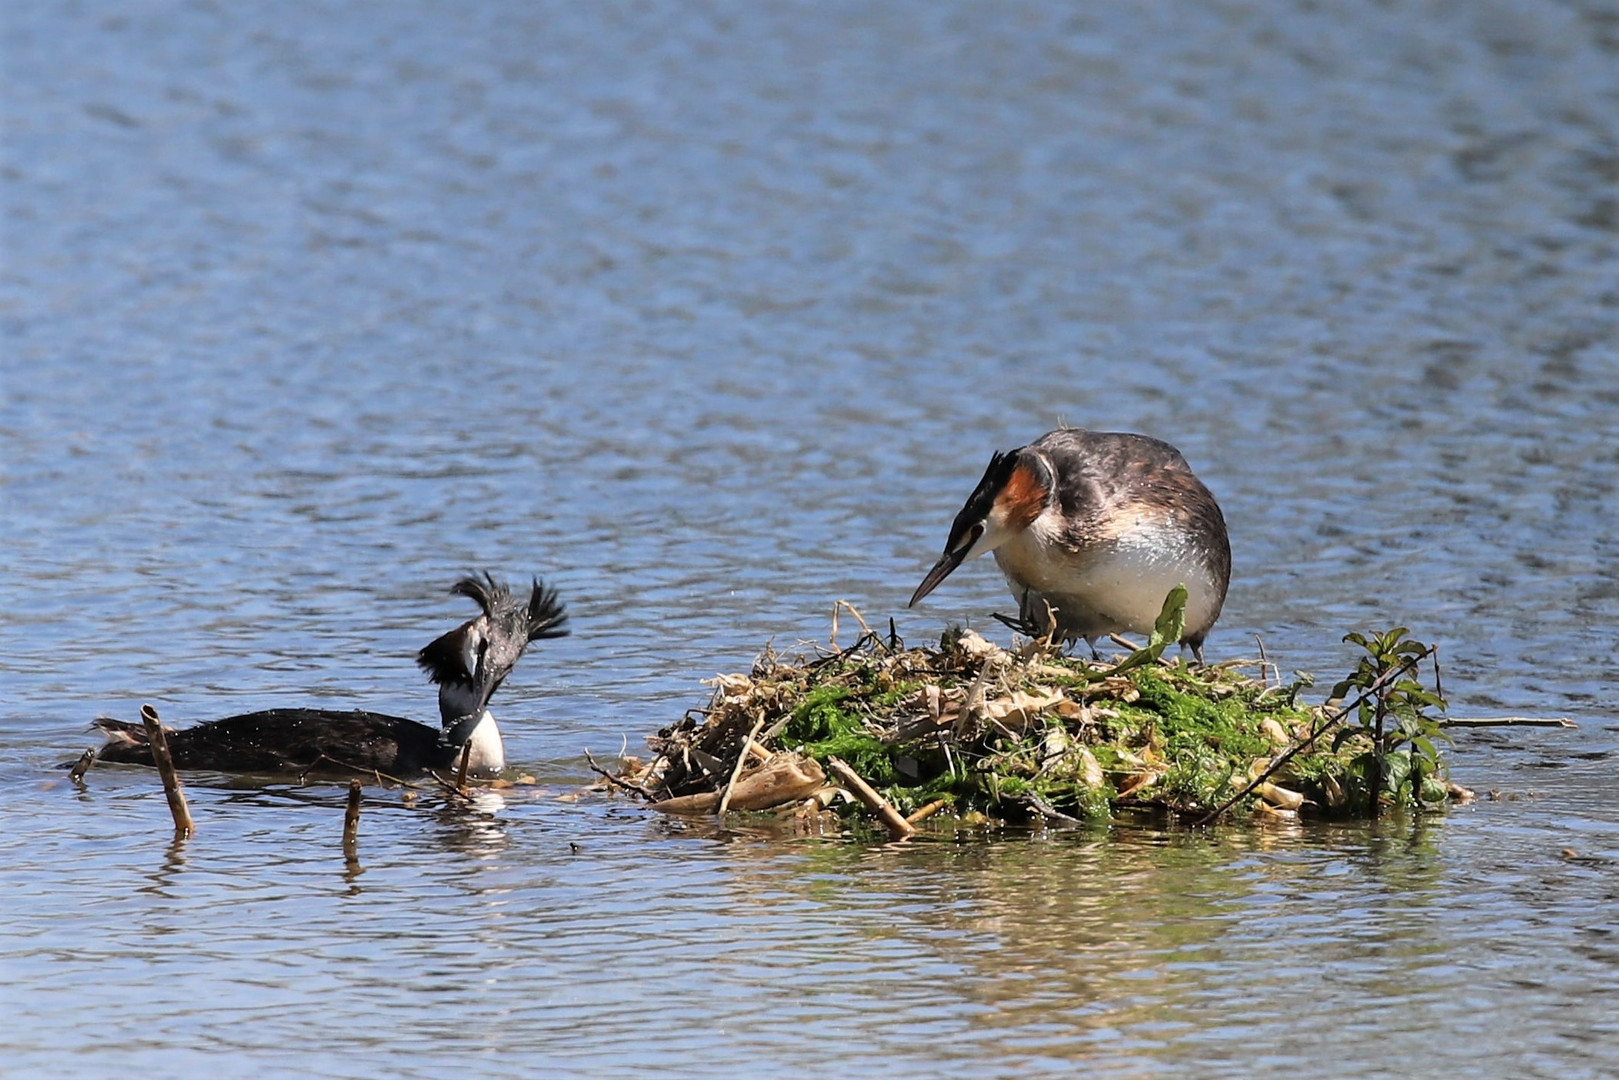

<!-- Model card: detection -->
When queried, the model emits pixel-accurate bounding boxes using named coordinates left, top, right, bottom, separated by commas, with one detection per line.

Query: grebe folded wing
left=91, top=708, right=446, bottom=774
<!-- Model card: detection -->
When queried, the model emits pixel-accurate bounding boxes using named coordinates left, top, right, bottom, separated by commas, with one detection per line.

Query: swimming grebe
left=92, top=573, right=568, bottom=778
left=908, top=427, right=1230, bottom=662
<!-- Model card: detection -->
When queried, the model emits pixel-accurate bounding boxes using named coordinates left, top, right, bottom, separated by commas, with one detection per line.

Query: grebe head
left=909, top=446, right=1054, bottom=607
left=416, top=573, right=569, bottom=727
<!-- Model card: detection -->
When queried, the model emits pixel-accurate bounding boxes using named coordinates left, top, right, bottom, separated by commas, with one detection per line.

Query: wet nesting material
left=611, top=596, right=1464, bottom=833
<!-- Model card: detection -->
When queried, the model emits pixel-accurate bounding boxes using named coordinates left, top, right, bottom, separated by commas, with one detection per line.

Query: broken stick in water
left=343, top=778, right=362, bottom=848
left=454, top=739, right=473, bottom=793
left=1442, top=716, right=1576, bottom=728
left=140, top=704, right=194, bottom=838
left=68, top=749, right=95, bottom=784
left=905, top=798, right=951, bottom=826
left=585, top=749, right=659, bottom=800
left=826, top=756, right=915, bottom=840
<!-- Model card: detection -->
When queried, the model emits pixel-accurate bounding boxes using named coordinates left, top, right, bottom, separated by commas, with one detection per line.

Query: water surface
left=2, top=1, right=1617, bottom=1076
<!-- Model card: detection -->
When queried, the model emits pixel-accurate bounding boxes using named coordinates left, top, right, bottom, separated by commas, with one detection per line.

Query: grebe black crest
left=909, top=427, right=1230, bottom=662
left=91, top=573, right=569, bottom=778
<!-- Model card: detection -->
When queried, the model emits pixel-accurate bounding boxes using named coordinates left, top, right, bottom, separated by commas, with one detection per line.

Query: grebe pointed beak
left=909, top=546, right=967, bottom=607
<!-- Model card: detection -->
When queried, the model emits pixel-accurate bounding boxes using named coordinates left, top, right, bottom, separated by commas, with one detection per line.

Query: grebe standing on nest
left=908, top=427, right=1230, bottom=662
left=93, top=573, right=568, bottom=778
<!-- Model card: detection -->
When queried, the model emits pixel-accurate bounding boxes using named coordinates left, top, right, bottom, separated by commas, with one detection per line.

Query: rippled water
left=3, top=1, right=1617, bottom=1076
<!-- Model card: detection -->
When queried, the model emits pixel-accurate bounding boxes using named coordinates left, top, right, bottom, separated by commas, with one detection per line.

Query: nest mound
left=610, top=597, right=1463, bottom=834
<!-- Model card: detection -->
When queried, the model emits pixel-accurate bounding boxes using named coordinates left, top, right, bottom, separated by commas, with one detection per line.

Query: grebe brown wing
left=92, top=708, right=449, bottom=775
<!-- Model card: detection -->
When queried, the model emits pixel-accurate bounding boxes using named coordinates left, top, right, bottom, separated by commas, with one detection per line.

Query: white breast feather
left=460, top=710, right=505, bottom=777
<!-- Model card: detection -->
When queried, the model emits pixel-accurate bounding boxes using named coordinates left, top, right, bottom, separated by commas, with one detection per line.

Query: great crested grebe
left=909, top=427, right=1230, bottom=662
left=92, top=573, right=568, bottom=778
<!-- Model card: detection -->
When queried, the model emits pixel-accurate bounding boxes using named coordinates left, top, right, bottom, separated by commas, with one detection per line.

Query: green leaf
left=1113, top=585, right=1189, bottom=674
left=1383, top=749, right=1412, bottom=793
left=1149, top=584, right=1188, bottom=652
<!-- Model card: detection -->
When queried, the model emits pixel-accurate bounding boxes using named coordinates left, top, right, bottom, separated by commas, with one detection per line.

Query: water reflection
left=341, top=845, right=364, bottom=893
left=648, top=816, right=1520, bottom=1068
left=140, top=837, right=192, bottom=899
left=427, top=789, right=511, bottom=860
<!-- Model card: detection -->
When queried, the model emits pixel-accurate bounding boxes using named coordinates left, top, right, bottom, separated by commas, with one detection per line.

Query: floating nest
left=605, top=595, right=1469, bottom=836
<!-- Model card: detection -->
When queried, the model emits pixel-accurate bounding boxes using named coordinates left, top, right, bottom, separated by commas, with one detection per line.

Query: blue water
left=3, top=1, right=1617, bottom=1076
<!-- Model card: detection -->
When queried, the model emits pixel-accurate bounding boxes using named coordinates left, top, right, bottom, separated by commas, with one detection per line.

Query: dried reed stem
left=716, top=716, right=766, bottom=818
left=584, top=749, right=658, bottom=800
left=826, top=756, right=915, bottom=840
left=905, top=798, right=951, bottom=825
left=140, top=704, right=193, bottom=838
left=343, top=779, right=362, bottom=848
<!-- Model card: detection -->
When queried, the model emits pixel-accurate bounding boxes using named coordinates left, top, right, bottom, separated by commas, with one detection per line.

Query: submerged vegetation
left=610, top=591, right=1468, bottom=834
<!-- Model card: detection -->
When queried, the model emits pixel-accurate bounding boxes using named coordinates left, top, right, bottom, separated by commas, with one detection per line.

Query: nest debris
left=605, top=597, right=1470, bottom=836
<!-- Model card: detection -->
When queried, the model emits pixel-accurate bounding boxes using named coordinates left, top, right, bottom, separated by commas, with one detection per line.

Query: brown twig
left=1369, top=678, right=1386, bottom=822
left=1443, top=716, right=1576, bottom=728
left=955, top=657, right=997, bottom=739
left=808, top=630, right=877, bottom=672
left=427, top=769, right=473, bottom=800
left=302, top=754, right=425, bottom=789
left=716, top=716, right=767, bottom=818
left=343, top=779, right=362, bottom=848
left=584, top=749, right=658, bottom=800
left=936, top=730, right=957, bottom=782
left=454, top=740, right=473, bottom=793
left=1195, top=653, right=1423, bottom=827
left=758, top=714, right=794, bottom=745
left=829, top=600, right=874, bottom=652
left=140, top=704, right=194, bottom=839
left=826, top=756, right=916, bottom=840
left=905, top=798, right=951, bottom=825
